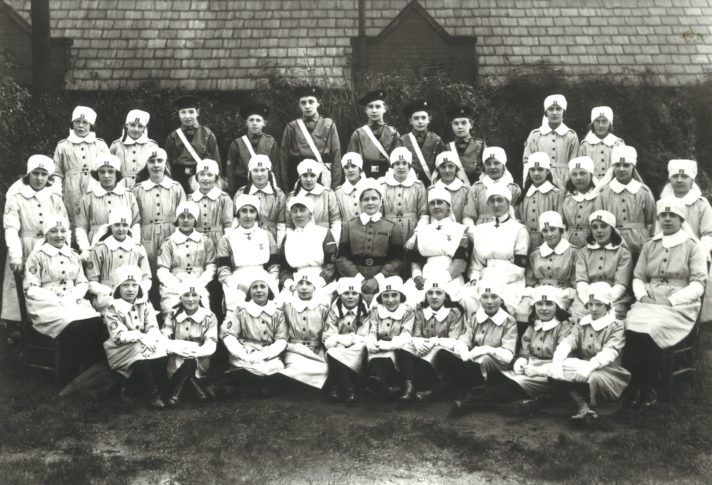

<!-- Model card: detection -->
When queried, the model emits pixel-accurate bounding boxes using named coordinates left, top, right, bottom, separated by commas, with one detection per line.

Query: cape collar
left=303, top=184, right=325, bottom=196
left=90, top=183, right=127, bottom=197
left=122, top=132, right=149, bottom=146
left=652, top=229, right=690, bottom=249
left=538, top=122, right=570, bottom=136
left=175, top=306, right=210, bottom=323
left=568, top=187, right=599, bottom=202
left=359, top=212, right=382, bottom=225
left=377, top=304, right=407, bottom=320
left=481, top=170, right=514, bottom=188
left=292, top=220, right=317, bottom=233
left=609, top=178, right=641, bottom=194
left=290, top=296, right=322, bottom=312
left=660, top=183, right=703, bottom=206
left=341, top=175, right=366, bottom=195
left=170, top=229, right=202, bottom=244
left=18, top=184, right=53, bottom=203
left=423, top=306, right=451, bottom=322
left=39, top=242, right=73, bottom=257
left=340, top=304, right=358, bottom=316
left=475, top=307, right=509, bottom=326
left=534, top=317, right=561, bottom=332
left=586, top=240, right=621, bottom=250
left=141, top=177, right=174, bottom=190
left=383, top=169, right=417, bottom=187
left=191, top=186, right=222, bottom=201
left=580, top=311, right=616, bottom=331
left=249, top=183, right=274, bottom=195
left=434, top=178, right=464, bottom=191
left=540, top=238, right=571, bottom=257
left=67, top=130, right=97, bottom=144
left=584, top=131, right=619, bottom=147
left=105, top=235, right=136, bottom=251
left=526, top=180, right=556, bottom=197
left=245, top=300, right=277, bottom=318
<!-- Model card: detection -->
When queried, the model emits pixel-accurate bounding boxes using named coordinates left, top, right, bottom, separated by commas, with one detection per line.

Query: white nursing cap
left=568, top=156, right=594, bottom=174
left=177, top=278, right=202, bottom=296
left=526, top=152, right=551, bottom=171
left=293, top=269, right=324, bottom=289
left=531, top=285, right=564, bottom=308
left=657, top=197, right=686, bottom=220
left=485, top=183, right=512, bottom=202
left=287, top=194, right=315, bottom=213
left=337, top=277, right=362, bottom=295
left=297, top=158, right=323, bottom=176
left=435, top=151, right=459, bottom=169
left=355, top=177, right=384, bottom=201
left=668, top=159, right=697, bottom=180
left=125, top=109, right=150, bottom=126
left=234, top=194, right=261, bottom=214
left=611, top=146, right=637, bottom=166
left=247, top=268, right=278, bottom=297
left=94, top=153, right=121, bottom=171
left=590, top=106, right=613, bottom=123
left=477, top=278, right=505, bottom=298
left=148, top=148, right=168, bottom=161
left=26, top=154, right=55, bottom=175
left=483, top=146, right=507, bottom=165
left=586, top=281, right=613, bottom=307
left=111, top=265, right=143, bottom=290
left=42, top=216, right=70, bottom=236
left=589, top=210, right=616, bottom=228
left=423, top=269, right=452, bottom=294
left=196, top=158, right=220, bottom=176
left=71, top=105, right=97, bottom=125
left=108, top=207, right=133, bottom=226
left=175, top=201, right=200, bottom=221
left=543, top=94, right=567, bottom=111
left=427, top=186, right=452, bottom=205
left=389, top=146, right=412, bottom=165
left=539, top=211, right=565, bottom=231
left=248, top=154, right=272, bottom=172
left=379, top=276, right=404, bottom=295
left=341, top=152, right=363, bottom=169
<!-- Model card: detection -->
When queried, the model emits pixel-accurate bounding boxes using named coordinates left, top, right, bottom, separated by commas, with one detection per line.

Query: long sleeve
left=590, top=322, right=625, bottom=368
left=448, top=234, right=469, bottom=280
left=207, top=132, right=221, bottom=165
left=278, top=124, right=295, bottom=190
left=326, top=190, right=342, bottom=244
left=74, top=195, right=91, bottom=251
left=216, top=235, right=233, bottom=283
left=379, top=224, right=403, bottom=279
left=326, top=123, right=342, bottom=188
left=518, top=326, right=533, bottom=360
left=335, top=222, right=360, bottom=278
left=3, top=195, right=22, bottom=263
left=668, top=242, right=708, bottom=306
left=614, top=246, right=634, bottom=288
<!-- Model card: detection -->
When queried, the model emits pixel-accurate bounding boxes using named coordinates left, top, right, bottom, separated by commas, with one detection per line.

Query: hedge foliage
left=2, top=59, right=711, bottom=207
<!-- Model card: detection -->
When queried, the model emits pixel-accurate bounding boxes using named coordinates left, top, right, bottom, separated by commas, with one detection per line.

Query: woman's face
left=569, top=168, right=592, bottom=192
left=111, top=222, right=129, bottom=241
left=147, top=156, right=166, bottom=179
left=484, top=158, right=504, bottom=180
left=360, top=190, right=381, bottom=216
left=392, top=159, right=410, bottom=180
left=296, top=279, right=316, bottom=300
left=587, top=300, right=609, bottom=320
left=46, top=226, right=67, bottom=248
left=246, top=115, right=265, bottom=135
left=488, top=195, right=510, bottom=218
left=72, top=119, right=91, bottom=137
left=249, top=281, right=269, bottom=306
left=613, top=162, right=634, bottom=184
left=177, top=213, right=196, bottom=233
left=545, top=106, right=564, bottom=125
left=428, top=199, right=450, bottom=221
left=180, top=291, right=201, bottom=313
left=590, top=220, right=612, bottom=245
left=381, top=290, right=402, bottom=311
left=659, top=212, right=683, bottom=235
left=290, top=205, right=311, bottom=228
left=480, top=292, right=502, bottom=315
left=118, top=280, right=139, bottom=302
left=179, top=108, right=199, bottom=127
left=300, top=172, right=318, bottom=191
left=592, top=117, right=610, bottom=138
left=98, top=166, right=117, bottom=189
left=343, top=163, right=361, bottom=184
left=534, top=300, right=557, bottom=321
left=299, top=96, right=319, bottom=117
left=126, top=121, right=145, bottom=140
left=541, top=225, right=562, bottom=248
left=365, top=101, right=386, bottom=122
left=28, top=168, right=49, bottom=191
left=670, top=173, right=693, bottom=195
left=437, top=162, right=458, bottom=184
left=451, top=118, right=471, bottom=138
left=528, top=166, right=548, bottom=185
left=409, top=111, right=430, bottom=132
left=196, top=170, right=217, bottom=192
left=250, top=167, right=269, bottom=187
left=238, top=205, right=258, bottom=229
left=426, top=288, right=446, bottom=310
left=340, top=290, right=360, bottom=309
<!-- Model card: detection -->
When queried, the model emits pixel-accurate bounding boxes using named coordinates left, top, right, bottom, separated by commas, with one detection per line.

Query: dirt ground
left=2, top=329, right=712, bottom=485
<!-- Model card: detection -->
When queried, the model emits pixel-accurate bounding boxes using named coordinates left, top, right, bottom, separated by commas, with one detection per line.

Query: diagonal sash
left=175, top=128, right=202, bottom=164
left=241, top=135, right=257, bottom=159
left=363, top=125, right=389, bottom=160
left=296, top=119, right=324, bottom=164
left=448, top=142, right=471, bottom=185
left=408, top=133, right=432, bottom=181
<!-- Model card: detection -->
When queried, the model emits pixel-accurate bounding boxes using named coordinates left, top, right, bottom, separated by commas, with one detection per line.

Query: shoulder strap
left=241, top=135, right=257, bottom=159
left=175, top=129, right=202, bottom=164
left=408, top=133, right=432, bottom=181
left=447, top=142, right=471, bottom=185
left=296, top=119, right=323, bottom=163
left=362, top=125, right=389, bottom=160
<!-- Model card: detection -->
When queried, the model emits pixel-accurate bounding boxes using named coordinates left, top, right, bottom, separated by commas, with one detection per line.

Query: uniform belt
left=145, top=219, right=172, bottom=224
left=291, top=339, right=321, bottom=348
left=571, top=225, right=586, bottom=230
left=537, top=279, right=566, bottom=287
left=650, top=278, right=687, bottom=286
left=616, top=222, right=646, bottom=229
left=352, top=255, right=387, bottom=266
left=171, top=267, right=203, bottom=275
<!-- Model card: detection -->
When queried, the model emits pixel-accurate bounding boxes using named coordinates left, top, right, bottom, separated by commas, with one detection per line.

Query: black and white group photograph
left=1, top=0, right=712, bottom=483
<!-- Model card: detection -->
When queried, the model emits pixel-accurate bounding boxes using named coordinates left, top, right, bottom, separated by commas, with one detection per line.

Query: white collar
left=340, top=304, right=358, bottom=316
left=175, top=306, right=210, bottom=323
left=434, top=178, right=464, bottom=191
left=586, top=240, right=620, bottom=250
left=526, top=180, right=555, bottom=197
left=359, top=212, right=383, bottom=225
left=67, top=130, right=97, bottom=144
left=141, top=177, right=174, bottom=190
left=584, top=131, right=619, bottom=147
left=341, top=175, right=366, bottom=195
left=580, top=311, right=616, bottom=331
left=111, top=298, right=136, bottom=315
left=377, top=304, right=407, bottom=320
left=569, top=187, right=599, bottom=202
left=609, top=178, right=641, bottom=194
left=39, top=242, right=73, bottom=257
left=481, top=170, right=514, bottom=188
left=540, top=237, right=571, bottom=257
left=475, top=307, right=509, bottom=326
left=652, top=229, right=690, bottom=249
left=245, top=300, right=277, bottom=318
left=105, top=235, right=136, bottom=251
left=660, top=183, right=703, bottom=206
left=191, top=186, right=222, bottom=201
left=292, top=220, right=317, bottom=233
left=534, top=317, right=561, bottom=332
left=383, top=169, right=417, bottom=187
left=303, top=184, right=325, bottom=196
left=90, top=184, right=127, bottom=196
left=18, top=184, right=53, bottom=203
left=539, top=122, right=570, bottom=136
left=423, top=306, right=451, bottom=322
left=249, top=183, right=274, bottom=195
left=430, top=216, right=453, bottom=230
left=290, top=296, right=321, bottom=312
left=122, top=132, right=149, bottom=146
left=170, top=230, right=202, bottom=244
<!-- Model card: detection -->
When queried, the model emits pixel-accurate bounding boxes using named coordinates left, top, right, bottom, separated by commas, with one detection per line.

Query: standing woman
left=110, top=109, right=159, bottom=190
left=624, top=198, right=707, bottom=406
left=336, top=179, right=403, bottom=303
left=380, top=146, right=428, bottom=244
left=334, top=152, right=367, bottom=223
left=522, top=94, right=579, bottom=189
left=445, top=106, right=486, bottom=184
left=53, top=106, right=110, bottom=227
left=577, top=107, right=625, bottom=183
left=234, top=154, right=287, bottom=247
left=517, top=152, right=562, bottom=252
left=430, top=151, right=477, bottom=227
left=399, top=99, right=444, bottom=187
left=23, top=216, right=103, bottom=383
left=594, top=146, right=656, bottom=260
left=287, top=159, right=341, bottom=243
left=75, top=153, right=140, bottom=259
left=189, top=158, right=233, bottom=249
left=2, top=155, right=68, bottom=323
left=561, top=156, right=599, bottom=249
left=470, top=147, right=521, bottom=225
left=575, top=210, right=634, bottom=319
left=132, top=148, right=187, bottom=279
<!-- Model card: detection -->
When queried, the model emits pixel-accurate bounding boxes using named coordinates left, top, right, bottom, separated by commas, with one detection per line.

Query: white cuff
left=632, top=279, right=648, bottom=301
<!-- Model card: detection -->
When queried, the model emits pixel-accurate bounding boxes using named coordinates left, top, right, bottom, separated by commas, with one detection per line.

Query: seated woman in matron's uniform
left=470, top=147, right=521, bottom=225
left=624, top=198, right=707, bottom=407
left=23, top=216, right=103, bottom=383
left=217, top=194, right=279, bottom=312
left=279, top=271, right=331, bottom=391
left=323, top=277, right=370, bottom=404
left=2, top=155, right=67, bottom=324
left=334, top=152, right=368, bottom=223
left=549, top=282, right=630, bottom=423
left=103, top=265, right=168, bottom=410
left=561, top=156, right=600, bottom=249
left=278, top=194, right=337, bottom=305
left=86, top=207, right=151, bottom=313
left=574, top=210, right=634, bottom=320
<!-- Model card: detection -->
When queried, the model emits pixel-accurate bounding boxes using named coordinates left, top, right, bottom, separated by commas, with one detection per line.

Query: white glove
left=324, top=335, right=339, bottom=349
left=454, top=341, right=470, bottom=361
left=120, top=330, right=143, bottom=343
left=513, top=357, right=527, bottom=375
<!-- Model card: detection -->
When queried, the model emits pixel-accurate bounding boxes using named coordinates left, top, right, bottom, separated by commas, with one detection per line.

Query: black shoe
left=640, top=388, right=657, bottom=407
left=165, top=395, right=180, bottom=408
left=622, top=387, right=640, bottom=408
left=569, top=408, right=598, bottom=426
left=504, top=398, right=540, bottom=416
left=147, top=392, right=166, bottom=410
left=188, top=378, right=209, bottom=402
left=203, top=383, right=217, bottom=401
left=415, top=390, right=433, bottom=403
left=399, top=380, right=415, bottom=401
left=344, top=388, right=358, bottom=405
left=365, top=376, right=388, bottom=400
left=328, top=385, right=342, bottom=403
left=119, top=385, right=131, bottom=403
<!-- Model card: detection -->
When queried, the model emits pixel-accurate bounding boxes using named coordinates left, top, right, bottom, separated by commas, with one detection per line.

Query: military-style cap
left=446, top=105, right=474, bottom=120
left=295, top=85, right=323, bottom=99
left=175, top=95, right=201, bottom=110
left=403, top=99, right=431, bottom=118
left=240, top=103, right=270, bottom=120
left=358, top=89, right=387, bottom=106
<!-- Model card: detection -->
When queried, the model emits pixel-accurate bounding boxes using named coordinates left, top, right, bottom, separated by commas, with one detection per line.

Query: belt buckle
left=365, top=258, right=373, bottom=266
left=185, top=167, right=192, bottom=175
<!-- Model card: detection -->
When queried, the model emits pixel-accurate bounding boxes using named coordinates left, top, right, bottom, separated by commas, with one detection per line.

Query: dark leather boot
left=399, top=380, right=415, bottom=401
left=188, top=378, right=209, bottom=402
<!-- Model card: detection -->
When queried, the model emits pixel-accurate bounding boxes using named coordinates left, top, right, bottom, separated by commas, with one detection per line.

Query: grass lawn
left=1, top=327, right=711, bottom=485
